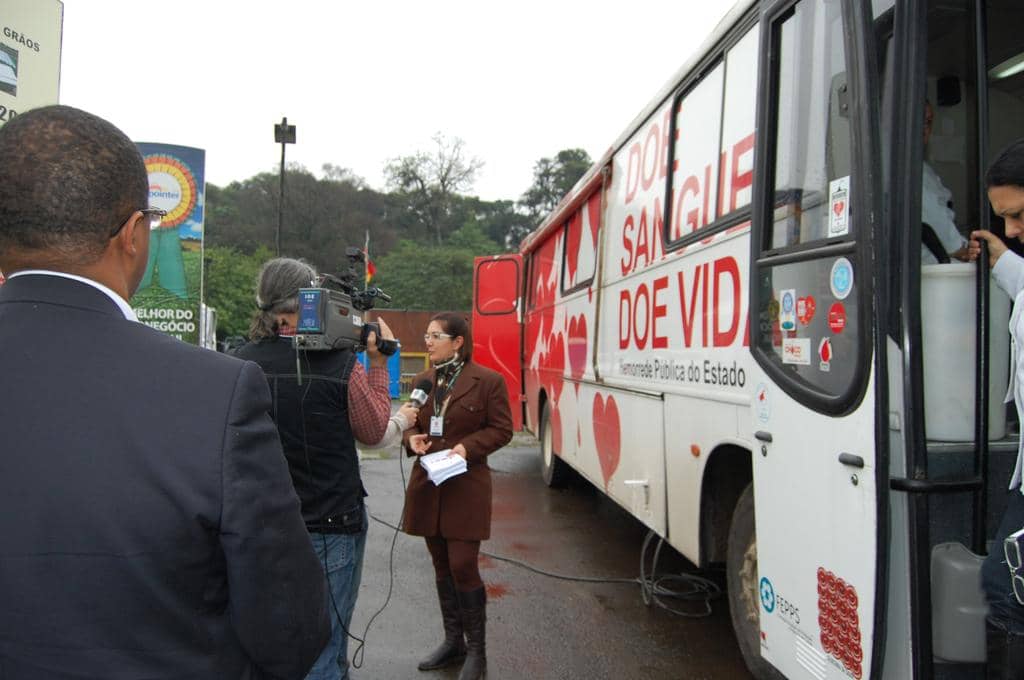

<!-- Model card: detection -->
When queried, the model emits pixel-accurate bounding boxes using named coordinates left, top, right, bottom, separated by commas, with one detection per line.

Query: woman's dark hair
left=987, top=138, right=1024, bottom=189
left=431, top=311, right=472, bottom=363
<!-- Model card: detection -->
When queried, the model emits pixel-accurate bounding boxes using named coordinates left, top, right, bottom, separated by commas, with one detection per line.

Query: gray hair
left=248, top=257, right=317, bottom=340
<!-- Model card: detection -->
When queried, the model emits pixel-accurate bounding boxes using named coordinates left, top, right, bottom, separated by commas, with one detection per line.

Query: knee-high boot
left=457, top=587, right=487, bottom=680
left=418, top=577, right=467, bottom=671
left=987, top=618, right=1024, bottom=679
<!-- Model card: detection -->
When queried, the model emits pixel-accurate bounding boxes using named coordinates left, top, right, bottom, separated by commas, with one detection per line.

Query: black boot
left=987, top=618, right=1024, bottom=679
left=418, top=577, right=467, bottom=671
left=457, top=587, right=487, bottom=680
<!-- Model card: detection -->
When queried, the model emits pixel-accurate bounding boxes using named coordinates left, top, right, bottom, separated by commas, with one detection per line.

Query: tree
left=453, top=196, right=533, bottom=251
left=204, top=168, right=398, bottom=273
left=519, top=148, right=593, bottom=223
left=384, top=133, right=484, bottom=246
left=373, top=223, right=500, bottom=311
left=320, top=163, right=367, bottom=189
left=203, top=245, right=274, bottom=340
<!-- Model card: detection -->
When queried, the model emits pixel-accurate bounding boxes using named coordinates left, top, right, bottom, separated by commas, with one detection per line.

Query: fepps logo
left=760, top=577, right=775, bottom=613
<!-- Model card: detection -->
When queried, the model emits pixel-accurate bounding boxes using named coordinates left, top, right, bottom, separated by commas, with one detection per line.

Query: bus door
left=742, top=1, right=884, bottom=678
left=473, top=254, right=524, bottom=431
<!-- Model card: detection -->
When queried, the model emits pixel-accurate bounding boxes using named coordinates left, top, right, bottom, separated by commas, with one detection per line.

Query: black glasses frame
left=108, top=208, right=168, bottom=238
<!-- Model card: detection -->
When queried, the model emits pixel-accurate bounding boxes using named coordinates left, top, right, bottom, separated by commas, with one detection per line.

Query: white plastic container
left=921, top=262, right=1010, bottom=441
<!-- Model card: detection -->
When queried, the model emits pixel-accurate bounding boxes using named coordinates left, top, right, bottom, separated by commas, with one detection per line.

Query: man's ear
left=116, top=210, right=144, bottom=256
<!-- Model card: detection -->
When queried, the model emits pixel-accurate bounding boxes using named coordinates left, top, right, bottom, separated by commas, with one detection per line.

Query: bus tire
left=540, top=402, right=569, bottom=488
left=727, top=483, right=785, bottom=680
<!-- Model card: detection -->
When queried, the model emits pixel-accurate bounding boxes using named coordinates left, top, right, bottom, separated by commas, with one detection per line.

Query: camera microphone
left=409, top=379, right=433, bottom=408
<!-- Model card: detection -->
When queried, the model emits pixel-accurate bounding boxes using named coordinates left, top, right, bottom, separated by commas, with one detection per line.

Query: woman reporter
left=402, top=312, right=513, bottom=680
left=967, top=138, right=1024, bottom=676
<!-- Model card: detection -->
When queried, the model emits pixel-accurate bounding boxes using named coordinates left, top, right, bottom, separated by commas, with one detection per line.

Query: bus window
left=769, top=2, right=853, bottom=251
left=755, top=0, right=862, bottom=406
left=561, top=192, right=600, bottom=293
left=719, top=25, right=759, bottom=218
left=667, top=63, right=724, bottom=242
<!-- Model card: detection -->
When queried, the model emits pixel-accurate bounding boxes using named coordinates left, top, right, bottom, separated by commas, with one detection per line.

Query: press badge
left=430, top=416, right=444, bottom=437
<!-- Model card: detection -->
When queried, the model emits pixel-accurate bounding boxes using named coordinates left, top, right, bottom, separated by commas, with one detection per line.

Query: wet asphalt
left=350, top=433, right=753, bottom=680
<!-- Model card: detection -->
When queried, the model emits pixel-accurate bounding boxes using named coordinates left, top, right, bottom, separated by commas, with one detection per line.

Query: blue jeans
left=982, top=490, right=1024, bottom=634
left=305, top=508, right=368, bottom=680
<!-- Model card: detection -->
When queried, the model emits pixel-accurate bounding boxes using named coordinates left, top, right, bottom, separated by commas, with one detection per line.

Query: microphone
left=409, top=379, right=433, bottom=408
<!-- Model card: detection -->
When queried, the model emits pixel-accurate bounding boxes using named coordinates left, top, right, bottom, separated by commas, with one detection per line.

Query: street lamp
left=273, top=117, right=296, bottom=256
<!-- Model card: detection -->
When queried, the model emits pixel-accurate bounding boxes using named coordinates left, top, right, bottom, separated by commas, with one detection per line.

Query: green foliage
left=203, top=245, right=274, bottom=340
left=451, top=197, right=533, bottom=251
left=384, top=134, right=484, bottom=246
left=200, top=143, right=588, bottom=332
left=205, top=166, right=396, bottom=273
left=373, top=223, right=500, bottom=311
left=519, top=148, right=593, bottom=223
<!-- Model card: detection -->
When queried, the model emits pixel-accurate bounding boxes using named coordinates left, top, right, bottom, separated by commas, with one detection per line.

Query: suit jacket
left=402, top=361, right=513, bottom=540
left=0, top=274, right=330, bottom=679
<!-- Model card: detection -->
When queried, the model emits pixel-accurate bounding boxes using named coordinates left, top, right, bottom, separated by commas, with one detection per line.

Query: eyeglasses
left=108, top=207, right=168, bottom=238
left=1005, top=528, right=1024, bottom=604
left=423, top=332, right=453, bottom=343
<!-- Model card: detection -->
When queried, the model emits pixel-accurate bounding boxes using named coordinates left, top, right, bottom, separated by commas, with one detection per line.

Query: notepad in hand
left=419, top=449, right=467, bottom=486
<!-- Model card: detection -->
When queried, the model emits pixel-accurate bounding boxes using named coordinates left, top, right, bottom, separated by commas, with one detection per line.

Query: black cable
left=295, top=348, right=374, bottom=670
left=368, top=504, right=720, bottom=619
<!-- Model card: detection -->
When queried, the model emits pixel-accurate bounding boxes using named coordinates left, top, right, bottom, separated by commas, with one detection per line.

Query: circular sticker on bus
left=830, top=258, right=854, bottom=300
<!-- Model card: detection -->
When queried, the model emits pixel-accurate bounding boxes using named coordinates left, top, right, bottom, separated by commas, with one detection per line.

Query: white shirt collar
left=8, top=270, right=138, bottom=321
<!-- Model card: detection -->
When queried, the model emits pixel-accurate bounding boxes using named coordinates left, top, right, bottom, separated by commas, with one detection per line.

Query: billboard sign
left=131, top=143, right=206, bottom=344
left=0, top=0, right=63, bottom=127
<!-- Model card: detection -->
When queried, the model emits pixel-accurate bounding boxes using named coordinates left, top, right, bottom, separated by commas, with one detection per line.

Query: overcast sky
left=60, top=1, right=738, bottom=202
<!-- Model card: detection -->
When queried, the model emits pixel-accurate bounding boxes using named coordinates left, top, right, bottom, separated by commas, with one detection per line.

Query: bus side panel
left=523, top=234, right=560, bottom=438
left=472, top=254, right=523, bottom=431
left=577, top=381, right=667, bottom=536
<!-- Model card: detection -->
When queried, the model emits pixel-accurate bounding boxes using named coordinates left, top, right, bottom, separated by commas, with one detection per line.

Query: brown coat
left=402, top=361, right=513, bottom=540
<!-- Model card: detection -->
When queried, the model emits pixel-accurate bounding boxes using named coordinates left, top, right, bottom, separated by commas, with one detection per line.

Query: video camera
left=294, top=247, right=399, bottom=355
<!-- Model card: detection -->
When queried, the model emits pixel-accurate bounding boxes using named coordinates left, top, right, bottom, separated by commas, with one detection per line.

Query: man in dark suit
left=0, top=105, right=330, bottom=679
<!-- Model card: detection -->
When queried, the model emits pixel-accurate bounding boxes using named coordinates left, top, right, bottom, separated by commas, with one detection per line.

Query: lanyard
left=434, top=363, right=465, bottom=417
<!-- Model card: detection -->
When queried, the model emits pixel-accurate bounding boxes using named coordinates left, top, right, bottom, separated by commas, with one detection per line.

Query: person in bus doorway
left=922, top=99, right=970, bottom=263
left=402, top=312, right=513, bottom=680
left=967, top=138, right=1024, bottom=677
left=233, top=257, right=398, bottom=680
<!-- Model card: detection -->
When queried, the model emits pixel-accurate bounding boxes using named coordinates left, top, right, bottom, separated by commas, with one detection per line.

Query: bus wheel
left=540, top=402, right=569, bottom=488
left=727, top=483, right=784, bottom=680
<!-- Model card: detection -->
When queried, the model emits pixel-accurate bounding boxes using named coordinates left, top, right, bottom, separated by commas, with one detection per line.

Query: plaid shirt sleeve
left=346, top=363, right=391, bottom=444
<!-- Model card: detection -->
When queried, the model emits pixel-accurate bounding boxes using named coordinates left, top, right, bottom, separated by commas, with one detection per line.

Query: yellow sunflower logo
left=144, top=154, right=198, bottom=228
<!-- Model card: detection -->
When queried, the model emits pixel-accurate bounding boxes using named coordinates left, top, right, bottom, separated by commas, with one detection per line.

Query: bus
left=471, top=0, right=1024, bottom=678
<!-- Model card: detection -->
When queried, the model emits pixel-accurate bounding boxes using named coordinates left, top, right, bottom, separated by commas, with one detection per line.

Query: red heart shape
left=567, top=314, right=587, bottom=380
left=539, top=333, right=565, bottom=404
left=549, top=405, right=563, bottom=457
left=593, top=393, right=621, bottom=489
left=833, top=200, right=845, bottom=216
left=797, top=295, right=816, bottom=325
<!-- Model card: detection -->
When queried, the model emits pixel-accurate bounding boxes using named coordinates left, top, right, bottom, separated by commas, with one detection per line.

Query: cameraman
left=234, top=257, right=394, bottom=680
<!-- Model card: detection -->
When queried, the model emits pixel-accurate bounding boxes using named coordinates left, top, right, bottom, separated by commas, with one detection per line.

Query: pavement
left=347, top=427, right=751, bottom=680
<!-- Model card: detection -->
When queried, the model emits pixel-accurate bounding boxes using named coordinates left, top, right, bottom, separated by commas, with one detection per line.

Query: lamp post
left=273, top=117, right=296, bottom=256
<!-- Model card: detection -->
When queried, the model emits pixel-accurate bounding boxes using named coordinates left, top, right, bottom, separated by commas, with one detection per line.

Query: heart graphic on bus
left=593, top=393, right=621, bottom=489
left=549, top=404, right=563, bottom=456
left=567, top=315, right=588, bottom=380
left=540, top=333, right=565, bottom=403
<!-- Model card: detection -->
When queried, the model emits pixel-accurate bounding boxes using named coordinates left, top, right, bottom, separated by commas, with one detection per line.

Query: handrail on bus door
left=889, top=240, right=990, bottom=554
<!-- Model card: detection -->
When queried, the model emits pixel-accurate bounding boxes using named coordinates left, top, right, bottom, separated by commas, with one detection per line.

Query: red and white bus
left=473, top=1, right=1024, bottom=678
